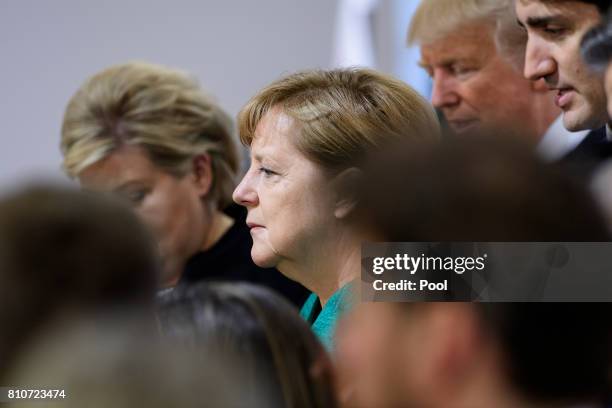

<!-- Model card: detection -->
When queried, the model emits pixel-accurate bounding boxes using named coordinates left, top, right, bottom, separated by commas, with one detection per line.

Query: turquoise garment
left=299, top=283, right=354, bottom=351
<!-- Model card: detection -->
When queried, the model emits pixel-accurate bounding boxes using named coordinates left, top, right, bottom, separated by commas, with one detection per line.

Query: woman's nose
left=233, top=173, right=258, bottom=207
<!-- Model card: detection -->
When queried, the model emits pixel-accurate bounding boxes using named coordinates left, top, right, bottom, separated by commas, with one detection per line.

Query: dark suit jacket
left=559, top=126, right=612, bottom=181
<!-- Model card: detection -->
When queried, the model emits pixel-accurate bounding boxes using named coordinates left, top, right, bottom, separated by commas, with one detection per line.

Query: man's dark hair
left=571, top=0, right=609, bottom=14
left=358, top=135, right=610, bottom=242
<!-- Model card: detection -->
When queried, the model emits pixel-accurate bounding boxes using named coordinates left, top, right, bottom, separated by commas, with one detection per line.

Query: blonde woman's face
left=232, top=109, right=336, bottom=280
left=79, top=145, right=212, bottom=286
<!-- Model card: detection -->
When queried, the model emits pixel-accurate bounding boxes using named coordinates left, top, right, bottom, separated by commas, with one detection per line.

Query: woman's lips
left=247, top=222, right=264, bottom=232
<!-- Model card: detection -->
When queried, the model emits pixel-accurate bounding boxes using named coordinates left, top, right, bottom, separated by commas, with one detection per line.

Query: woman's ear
left=191, top=153, right=214, bottom=197
left=332, top=167, right=363, bottom=220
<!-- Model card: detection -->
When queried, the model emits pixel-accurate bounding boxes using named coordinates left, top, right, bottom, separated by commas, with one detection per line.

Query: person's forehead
left=251, top=108, right=300, bottom=161
left=516, top=0, right=600, bottom=22
left=78, top=145, right=157, bottom=189
left=421, top=22, right=495, bottom=63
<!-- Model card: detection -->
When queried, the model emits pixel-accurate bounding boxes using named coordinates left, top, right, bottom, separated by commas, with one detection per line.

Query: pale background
left=0, top=0, right=428, bottom=193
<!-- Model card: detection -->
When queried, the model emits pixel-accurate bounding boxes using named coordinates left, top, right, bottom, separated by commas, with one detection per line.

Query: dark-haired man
left=516, top=0, right=612, bottom=170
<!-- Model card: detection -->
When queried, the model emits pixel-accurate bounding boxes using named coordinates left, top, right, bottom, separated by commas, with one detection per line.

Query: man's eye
left=450, top=65, right=474, bottom=77
left=123, top=190, right=147, bottom=204
left=543, top=26, right=566, bottom=36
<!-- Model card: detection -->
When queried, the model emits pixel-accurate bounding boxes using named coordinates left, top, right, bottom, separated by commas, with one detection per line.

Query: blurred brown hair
left=0, top=184, right=158, bottom=379
left=358, top=135, right=610, bottom=241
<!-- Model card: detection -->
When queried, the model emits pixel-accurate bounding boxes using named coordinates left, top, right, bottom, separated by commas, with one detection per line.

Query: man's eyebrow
left=420, top=58, right=464, bottom=69
left=525, top=15, right=565, bottom=28
left=113, top=180, right=144, bottom=193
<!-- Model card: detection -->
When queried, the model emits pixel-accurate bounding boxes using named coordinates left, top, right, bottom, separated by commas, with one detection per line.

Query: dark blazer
left=559, top=126, right=612, bottom=180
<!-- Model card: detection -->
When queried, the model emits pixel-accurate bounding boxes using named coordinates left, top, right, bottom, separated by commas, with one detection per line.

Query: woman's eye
left=258, top=167, right=277, bottom=177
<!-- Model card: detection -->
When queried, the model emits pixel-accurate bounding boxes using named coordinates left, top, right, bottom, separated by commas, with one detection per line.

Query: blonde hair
left=408, top=0, right=507, bottom=45
left=238, top=67, right=439, bottom=171
left=494, top=0, right=528, bottom=70
left=61, top=61, right=240, bottom=209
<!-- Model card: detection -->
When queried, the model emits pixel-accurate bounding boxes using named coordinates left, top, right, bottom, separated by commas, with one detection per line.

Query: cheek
left=264, top=196, right=315, bottom=253
left=481, top=68, right=527, bottom=106
left=137, top=188, right=199, bottom=252
left=136, top=194, right=175, bottom=238
left=459, top=75, right=499, bottom=112
left=261, top=181, right=332, bottom=248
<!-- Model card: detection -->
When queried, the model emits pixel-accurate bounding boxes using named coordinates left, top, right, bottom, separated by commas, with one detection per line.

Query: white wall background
left=0, top=0, right=426, bottom=194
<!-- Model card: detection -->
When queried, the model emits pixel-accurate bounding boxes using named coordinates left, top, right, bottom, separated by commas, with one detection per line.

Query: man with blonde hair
left=409, top=0, right=576, bottom=161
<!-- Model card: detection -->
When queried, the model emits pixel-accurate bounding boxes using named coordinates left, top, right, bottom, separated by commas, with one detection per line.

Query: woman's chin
left=250, top=248, right=279, bottom=269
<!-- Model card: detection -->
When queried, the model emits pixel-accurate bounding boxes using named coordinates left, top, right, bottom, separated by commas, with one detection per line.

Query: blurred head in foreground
left=0, top=184, right=157, bottom=379
left=157, top=282, right=337, bottom=408
left=337, top=137, right=612, bottom=408
left=6, top=318, right=249, bottom=408
left=358, top=135, right=609, bottom=241
left=61, top=61, right=240, bottom=286
left=338, top=302, right=612, bottom=408
left=409, top=0, right=559, bottom=142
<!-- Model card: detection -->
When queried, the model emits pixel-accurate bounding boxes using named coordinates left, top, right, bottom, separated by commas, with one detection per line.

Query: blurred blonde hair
left=61, top=61, right=240, bottom=209
left=238, top=67, right=439, bottom=171
left=493, top=0, right=528, bottom=70
left=408, top=0, right=507, bottom=45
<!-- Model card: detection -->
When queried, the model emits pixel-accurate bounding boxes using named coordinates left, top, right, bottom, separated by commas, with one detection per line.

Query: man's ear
left=190, top=153, right=213, bottom=197
left=332, top=167, right=363, bottom=220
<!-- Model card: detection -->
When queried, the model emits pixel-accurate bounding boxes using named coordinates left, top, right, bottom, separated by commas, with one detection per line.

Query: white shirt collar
left=536, top=115, right=590, bottom=162
left=606, top=123, right=612, bottom=141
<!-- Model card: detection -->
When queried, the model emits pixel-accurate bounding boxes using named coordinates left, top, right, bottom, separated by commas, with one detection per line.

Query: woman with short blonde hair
left=233, top=67, right=439, bottom=349
left=61, top=62, right=308, bottom=306
left=61, top=61, right=239, bottom=209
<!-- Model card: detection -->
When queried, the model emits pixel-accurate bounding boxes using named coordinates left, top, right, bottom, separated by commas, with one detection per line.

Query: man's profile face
left=419, top=22, right=545, bottom=139
left=516, top=0, right=607, bottom=131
